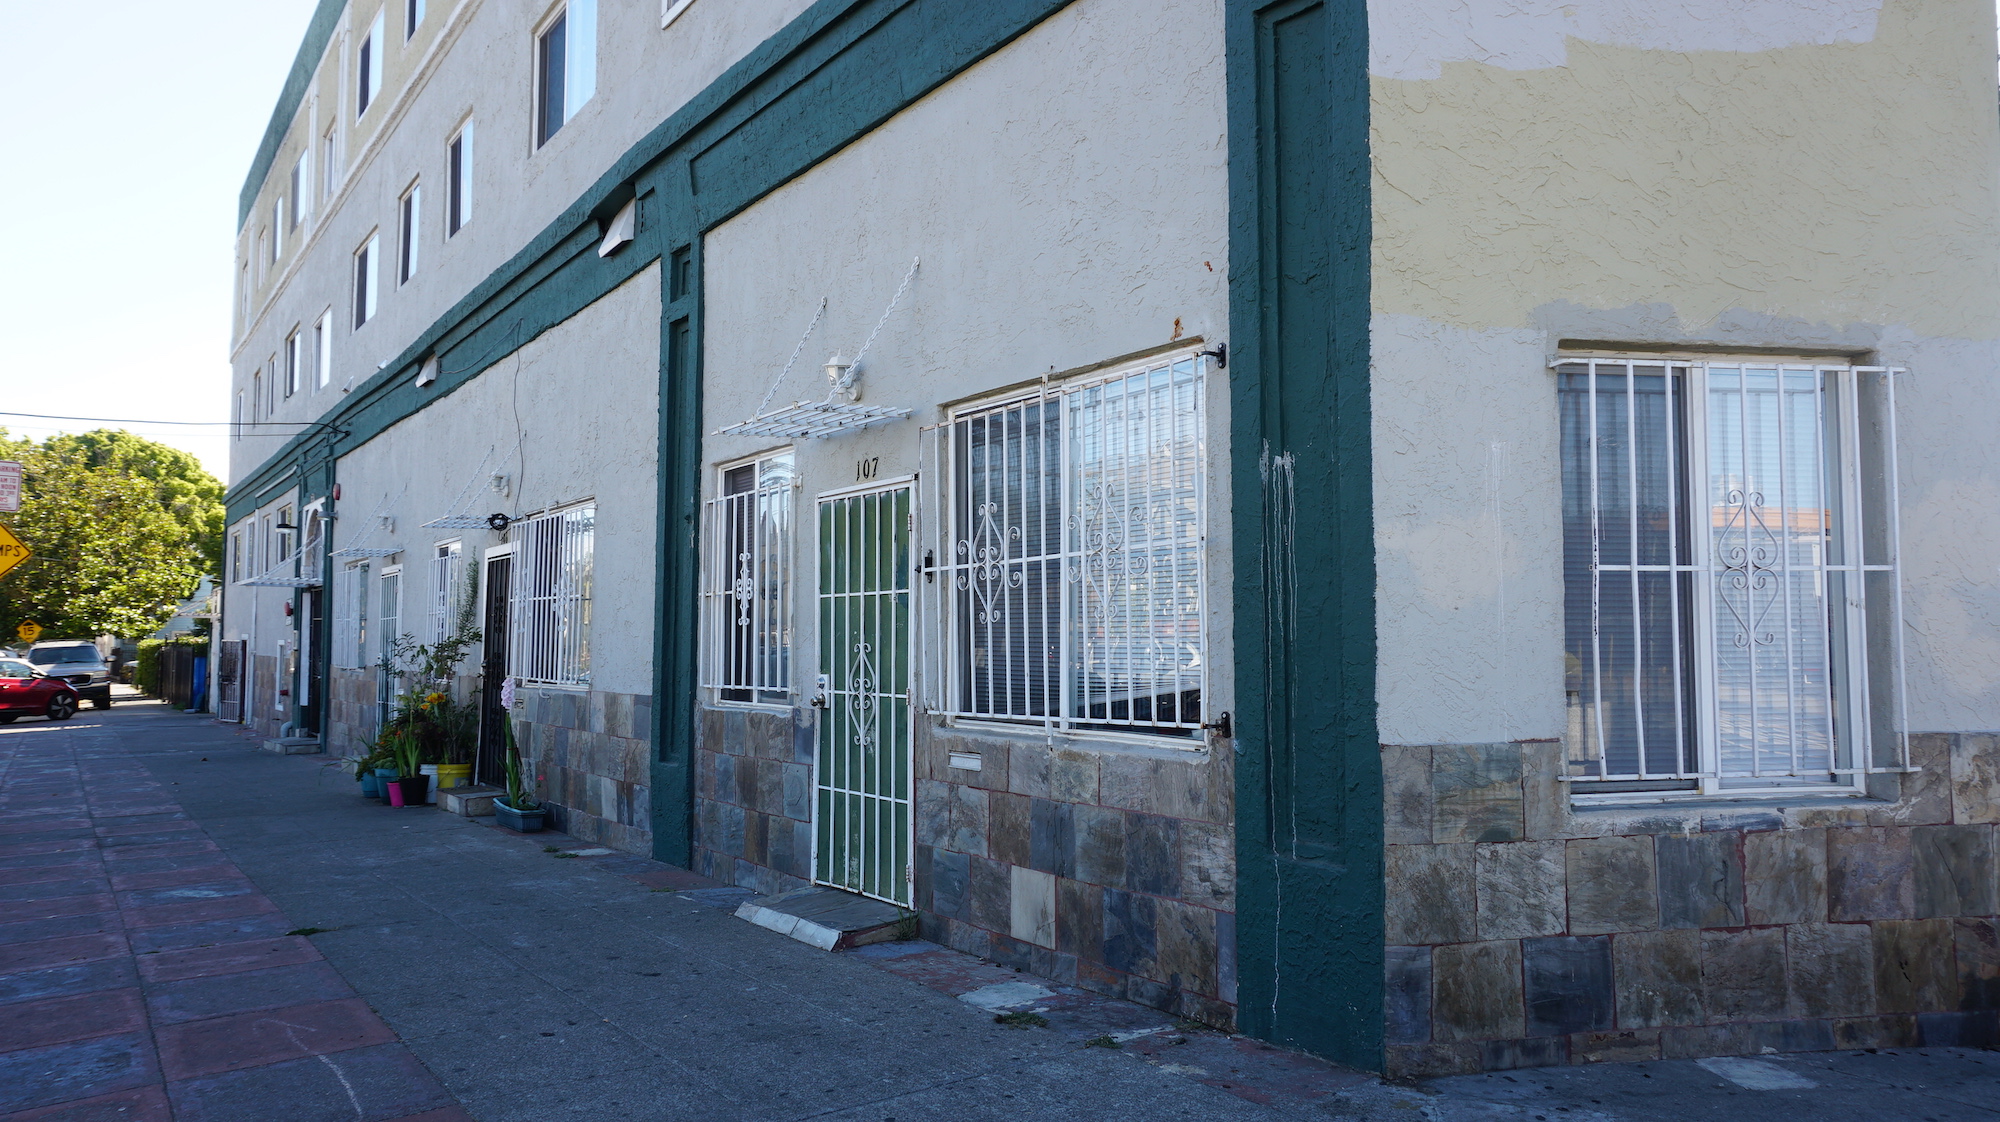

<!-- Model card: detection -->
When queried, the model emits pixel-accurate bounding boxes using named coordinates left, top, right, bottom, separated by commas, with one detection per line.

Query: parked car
left=0, top=658, right=80, bottom=723
left=24, top=642, right=112, bottom=709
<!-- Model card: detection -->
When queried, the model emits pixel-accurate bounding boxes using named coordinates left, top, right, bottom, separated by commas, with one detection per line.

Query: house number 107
left=856, top=457, right=879, bottom=481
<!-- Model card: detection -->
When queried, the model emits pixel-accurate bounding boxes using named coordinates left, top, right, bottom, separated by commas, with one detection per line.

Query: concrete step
left=262, top=737, right=321, bottom=755
left=439, top=785, right=501, bottom=817
left=734, top=886, right=911, bottom=951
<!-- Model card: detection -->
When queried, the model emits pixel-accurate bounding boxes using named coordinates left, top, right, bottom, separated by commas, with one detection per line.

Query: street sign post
left=15, top=621, right=40, bottom=644
left=0, top=523, right=29, bottom=581
left=0, top=461, right=20, bottom=514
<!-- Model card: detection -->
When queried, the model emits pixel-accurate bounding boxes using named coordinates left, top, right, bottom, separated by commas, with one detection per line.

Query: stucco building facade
left=221, top=0, right=2000, bottom=1075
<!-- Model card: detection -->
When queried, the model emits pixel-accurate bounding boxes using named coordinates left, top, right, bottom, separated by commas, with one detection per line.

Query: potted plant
left=373, top=574, right=482, bottom=806
left=352, top=742, right=397, bottom=799
left=386, top=727, right=431, bottom=807
left=493, top=704, right=545, bottom=832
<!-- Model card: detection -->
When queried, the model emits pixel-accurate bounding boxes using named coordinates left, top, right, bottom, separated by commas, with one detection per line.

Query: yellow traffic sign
left=0, top=523, right=27, bottom=581
left=15, top=621, right=39, bottom=644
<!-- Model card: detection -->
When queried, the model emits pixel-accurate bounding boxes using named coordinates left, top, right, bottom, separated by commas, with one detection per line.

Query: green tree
left=0, top=429, right=224, bottom=641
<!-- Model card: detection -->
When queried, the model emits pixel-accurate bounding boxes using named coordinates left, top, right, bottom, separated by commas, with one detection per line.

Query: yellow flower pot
left=433, top=764, right=473, bottom=794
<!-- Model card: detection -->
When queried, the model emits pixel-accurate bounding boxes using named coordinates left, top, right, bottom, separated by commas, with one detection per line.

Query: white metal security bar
left=508, top=504, right=594, bottom=686
left=430, top=542, right=462, bottom=641
left=332, top=561, right=370, bottom=669
left=919, top=351, right=1207, bottom=740
left=1558, top=358, right=1907, bottom=787
left=701, top=451, right=795, bottom=704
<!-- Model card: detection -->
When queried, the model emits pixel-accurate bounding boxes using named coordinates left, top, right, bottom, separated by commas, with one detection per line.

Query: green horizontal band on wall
left=226, top=0, right=1074, bottom=524
left=1227, top=0, right=1384, bottom=1071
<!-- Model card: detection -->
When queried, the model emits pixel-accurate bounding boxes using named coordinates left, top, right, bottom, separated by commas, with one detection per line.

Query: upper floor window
left=447, top=123, right=472, bottom=235
left=535, top=0, right=596, bottom=147
left=701, top=450, right=795, bottom=706
left=354, top=233, right=379, bottom=327
left=314, top=311, right=332, bottom=389
left=289, top=153, right=307, bottom=229
left=398, top=183, right=421, bottom=284
left=233, top=392, right=244, bottom=442
left=357, top=11, right=384, bottom=118
left=284, top=329, right=302, bottom=398
left=922, top=351, right=1210, bottom=741
left=405, top=0, right=425, bottom=39
left=1558, top=358, right=1906, bottom=797
left=271, top=201, right=284, bottom=262
left=321, top=125, right=339, bottom=202
left=229, top=530, right=244, bottom=583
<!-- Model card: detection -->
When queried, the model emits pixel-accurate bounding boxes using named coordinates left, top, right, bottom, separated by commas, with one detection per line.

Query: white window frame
left=314, top=311, right=333, bottom=390
left=405, top=0, right=425, bottom=39
left=354, top=233, right=379, bottom=327
left=321, top=124, right=340, bottom=203
left=430, top=540, right=463, bottom=641
left=701, top=449, right=796, bottom=707
left=534, top=0, right=595, bottom=148
left=229, top=530, right=244, bottom=584
left=289, top=152, right=308, bottom=229
left=508, top=503, right=594, bottom=687
left=334, top=561, right=371, bottom=669
left=920, top=349, right=1210, bottom=744
left=283, top=329, right=302, bottom=398
left=276, top=505, right=296, bottom=575
left=271, top=200, right=284, bottom=262
left=1557, top=356, right=1909, bottom=801
left=398, top=182, right=420, bottom=284
left=357, top=11, right=383, bottom=117
left=447, top=121, right=472, bottom=235
left=661, top=0, right=696, bottom=28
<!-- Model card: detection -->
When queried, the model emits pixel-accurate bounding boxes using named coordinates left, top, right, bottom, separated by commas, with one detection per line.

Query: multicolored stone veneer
left=1382, top=733, right=2000, bottom=1075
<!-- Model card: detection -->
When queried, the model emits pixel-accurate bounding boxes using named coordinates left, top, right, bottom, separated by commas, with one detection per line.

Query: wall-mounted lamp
left=824, top=353, right=856, bottom=401
left=416, top=355, right=440, bottom=387
left=489, top=473, right=511, bottom=498
left=379, top=515, right=395, bottom=534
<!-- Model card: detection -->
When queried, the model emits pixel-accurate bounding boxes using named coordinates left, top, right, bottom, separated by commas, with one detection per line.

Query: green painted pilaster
left=1226, top=0, right=1383, bottom=1069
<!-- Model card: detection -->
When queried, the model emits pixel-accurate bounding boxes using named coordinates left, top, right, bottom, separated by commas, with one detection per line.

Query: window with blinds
left=701, top=450, right=794, bottom=705
left=921, top=351, right=1208, bottom=740
left=1558, top=358, right=1906, bottom=795
left=508, top=504, right=594, bottom=687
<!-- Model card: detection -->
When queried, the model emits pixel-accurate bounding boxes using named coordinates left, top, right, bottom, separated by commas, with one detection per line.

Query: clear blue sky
left=0, top=0, right=318, bottom=478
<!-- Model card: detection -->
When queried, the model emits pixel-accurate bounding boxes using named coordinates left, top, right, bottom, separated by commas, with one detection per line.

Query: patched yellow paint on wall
left=1369, top=0, right=2000, bottom=338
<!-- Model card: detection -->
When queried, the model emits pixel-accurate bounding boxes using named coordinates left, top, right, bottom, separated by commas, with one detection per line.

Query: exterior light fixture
left=824, top=353, right=855, bottom=400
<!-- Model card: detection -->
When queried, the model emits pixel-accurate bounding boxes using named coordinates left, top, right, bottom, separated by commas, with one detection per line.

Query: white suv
left=26, top=642, right=113, bottom=709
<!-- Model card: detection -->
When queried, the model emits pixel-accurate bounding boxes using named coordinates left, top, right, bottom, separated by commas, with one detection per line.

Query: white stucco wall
left=699, top=0, right=1231, bottom=726
left=1368, top=0, right=2000, bottom=743
left=230, top=0, right=811, bottom=486
left=284, top=264, right=662, bottom=698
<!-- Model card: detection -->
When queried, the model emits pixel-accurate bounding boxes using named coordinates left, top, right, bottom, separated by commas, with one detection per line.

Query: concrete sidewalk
left=3, top=697, right=1998, bottom=1121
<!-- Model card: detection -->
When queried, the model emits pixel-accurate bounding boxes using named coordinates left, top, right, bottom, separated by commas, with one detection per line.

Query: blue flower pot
left=360, top=772, right=382, bottom=798
left=494, top=802, right=546, bottom=832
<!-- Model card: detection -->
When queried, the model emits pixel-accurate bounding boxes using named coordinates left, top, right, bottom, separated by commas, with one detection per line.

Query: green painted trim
left=240, top=0, right=348, bottom=230
left=1226, top=0, right=1383, bottom=1069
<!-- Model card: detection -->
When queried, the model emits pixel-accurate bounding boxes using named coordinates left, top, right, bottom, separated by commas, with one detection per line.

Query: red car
left=0, top=657, right=80, bottom=723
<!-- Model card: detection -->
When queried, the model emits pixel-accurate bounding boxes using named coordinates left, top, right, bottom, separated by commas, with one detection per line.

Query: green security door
left=815, top=484, right=912, bottom=904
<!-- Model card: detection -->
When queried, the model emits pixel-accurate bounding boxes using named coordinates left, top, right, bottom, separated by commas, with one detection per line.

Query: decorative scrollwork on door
left=1715, top=488, right=1779, bottom=649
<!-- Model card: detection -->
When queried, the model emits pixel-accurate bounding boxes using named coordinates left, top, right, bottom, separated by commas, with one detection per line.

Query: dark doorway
left=217, top=640, right=246, bottom=722
left=476, top=553, right=513, bottom=787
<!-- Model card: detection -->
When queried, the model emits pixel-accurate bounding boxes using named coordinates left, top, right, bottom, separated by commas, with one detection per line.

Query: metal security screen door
left=815, top=483, right=912, bottom=905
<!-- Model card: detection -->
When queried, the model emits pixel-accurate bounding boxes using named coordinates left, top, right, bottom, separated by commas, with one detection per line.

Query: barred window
left=430, top=541, right=462, bottom=641
left=508, top=504, right=593, bottom=687
left=922, top=351, right=1208, bottom=740
left=702, top=450, right=794, bottom=705
left=1560, top=359, right=1906, bottom=794
left=333, top=561, right=370, bottom=670
left=378, top=567, right=401, bottom=663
